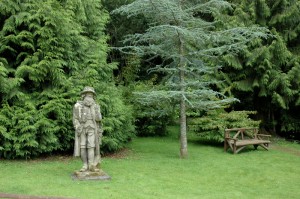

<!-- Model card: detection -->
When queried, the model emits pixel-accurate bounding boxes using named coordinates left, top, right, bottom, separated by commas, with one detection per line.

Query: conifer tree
left=113, top=0, right=269, bottom=158
left=0, top=0, right=135, bottom=158
left=218, top=0, right=300, bottom=136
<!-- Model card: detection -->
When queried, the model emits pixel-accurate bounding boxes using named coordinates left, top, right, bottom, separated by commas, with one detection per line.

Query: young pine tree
left=113, top=0, right=269, bottom=158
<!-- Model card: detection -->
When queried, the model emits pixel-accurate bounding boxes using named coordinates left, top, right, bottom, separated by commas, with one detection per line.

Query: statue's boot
left=80, top=149, right=88, bottom=172
left=88, top=148, right=99, bottom=172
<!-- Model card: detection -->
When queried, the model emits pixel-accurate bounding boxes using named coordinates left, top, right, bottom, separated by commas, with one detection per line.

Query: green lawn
left=1, top=128, right=300, bottom=199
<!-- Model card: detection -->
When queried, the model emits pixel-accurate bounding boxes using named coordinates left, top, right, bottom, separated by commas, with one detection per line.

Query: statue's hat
left=81, top=86, right=96, bottom=95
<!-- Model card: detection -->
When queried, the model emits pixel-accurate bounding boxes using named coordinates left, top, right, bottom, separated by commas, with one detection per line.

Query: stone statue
left=73, top=86, right=104, bottom=176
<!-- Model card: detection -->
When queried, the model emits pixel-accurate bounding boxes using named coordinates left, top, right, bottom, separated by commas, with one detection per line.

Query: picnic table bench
left=224, top=127, right=271, bottom=154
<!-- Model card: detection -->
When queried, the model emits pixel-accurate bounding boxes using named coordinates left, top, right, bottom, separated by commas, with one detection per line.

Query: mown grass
left=0, top=127, right=300, bottom=199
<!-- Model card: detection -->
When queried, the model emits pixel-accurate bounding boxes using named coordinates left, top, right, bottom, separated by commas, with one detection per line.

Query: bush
left=100, top=85, right=136, bottom=153
left=188, top=109, right=261, bottom=142
left=0, top=85, right=135, bottom=159
left=0, top=0, right=135, bottom=159
left=129, top=82, right=176, bottom=137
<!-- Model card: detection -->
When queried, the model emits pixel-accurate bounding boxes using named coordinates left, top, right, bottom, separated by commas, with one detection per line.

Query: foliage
left=0, top=0, right=135, bottom=159
left=188, top=110, right=261, bottom=142
left=103, top=0, right=149, bottom=85
left=278, top=110, right=300, bottom=140
left=217, top=0, right=300, bottom=137
left=132, top=82, right=176, bottom=137
left=100, top=84, right=136, bottom=152
left=112, top=0, right=269, bottom=157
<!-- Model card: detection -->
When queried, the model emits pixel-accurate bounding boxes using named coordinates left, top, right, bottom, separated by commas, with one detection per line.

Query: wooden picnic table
left=224, top=127, right=271, bottom=154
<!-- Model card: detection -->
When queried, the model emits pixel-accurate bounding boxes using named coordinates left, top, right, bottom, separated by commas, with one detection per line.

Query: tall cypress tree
left=113, top=0, right=269, bottom=158
left=0, top=0, right=135, bottom=159
left=218, top=0, right=300, bottom=136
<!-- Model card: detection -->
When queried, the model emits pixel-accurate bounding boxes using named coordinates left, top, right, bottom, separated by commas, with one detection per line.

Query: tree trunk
left=180, top=91, right=188, bottom=158
left=179, top=33, right=188, bottom=158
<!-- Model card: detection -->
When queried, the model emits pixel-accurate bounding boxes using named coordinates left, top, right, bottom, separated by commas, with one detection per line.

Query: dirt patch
left=271, top=144, right=300, bottom=157
left=27, top=155, right=74, bottom=163
left=0, top=149, right=133, bottom=162
left=103, top=148, right=132, bottom=159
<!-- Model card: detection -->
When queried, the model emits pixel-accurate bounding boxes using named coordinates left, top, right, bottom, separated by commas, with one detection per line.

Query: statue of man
left=73, top=86, right=103, bottom=172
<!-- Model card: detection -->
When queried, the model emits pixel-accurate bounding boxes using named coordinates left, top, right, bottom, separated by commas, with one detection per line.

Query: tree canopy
left=0, top=0, right=134, bottom=159
left=218, top=0, right=300, bottom=136
left=113, top=0, right=270, bottom=158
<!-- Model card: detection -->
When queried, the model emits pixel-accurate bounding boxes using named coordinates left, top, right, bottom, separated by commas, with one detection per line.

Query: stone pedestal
left=72, top=169, right=111, bottom=181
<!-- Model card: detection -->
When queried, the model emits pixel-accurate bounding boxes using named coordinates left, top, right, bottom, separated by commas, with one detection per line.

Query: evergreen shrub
left=188, top=109, right=261, bottom=142
left=131, top=82, right=176, bottom=137
left=0, top=0, right=135, bottom=159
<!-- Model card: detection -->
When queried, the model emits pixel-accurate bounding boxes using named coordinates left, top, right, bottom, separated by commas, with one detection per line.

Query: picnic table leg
left=233, top=145, right=237, bottom=154
left=235, top=146, right=247, bottom=154
left=259, top=143, right=269, bottom=151
left=224, top=140, right=228, bottom=152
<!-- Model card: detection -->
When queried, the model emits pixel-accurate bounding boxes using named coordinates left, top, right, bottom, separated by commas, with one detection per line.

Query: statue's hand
left=76, top=126, right=83, bottom=136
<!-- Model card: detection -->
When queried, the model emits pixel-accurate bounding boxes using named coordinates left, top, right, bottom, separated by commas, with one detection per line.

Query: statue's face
left=83, top=93, right=95, bottom=106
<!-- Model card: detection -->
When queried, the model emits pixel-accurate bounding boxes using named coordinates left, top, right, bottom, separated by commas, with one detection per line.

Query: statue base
left=72, top=169, right=111, bottom=181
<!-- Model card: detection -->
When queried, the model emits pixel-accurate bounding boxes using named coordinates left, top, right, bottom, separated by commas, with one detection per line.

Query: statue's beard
left=83, top=98, right=94, bottom=107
